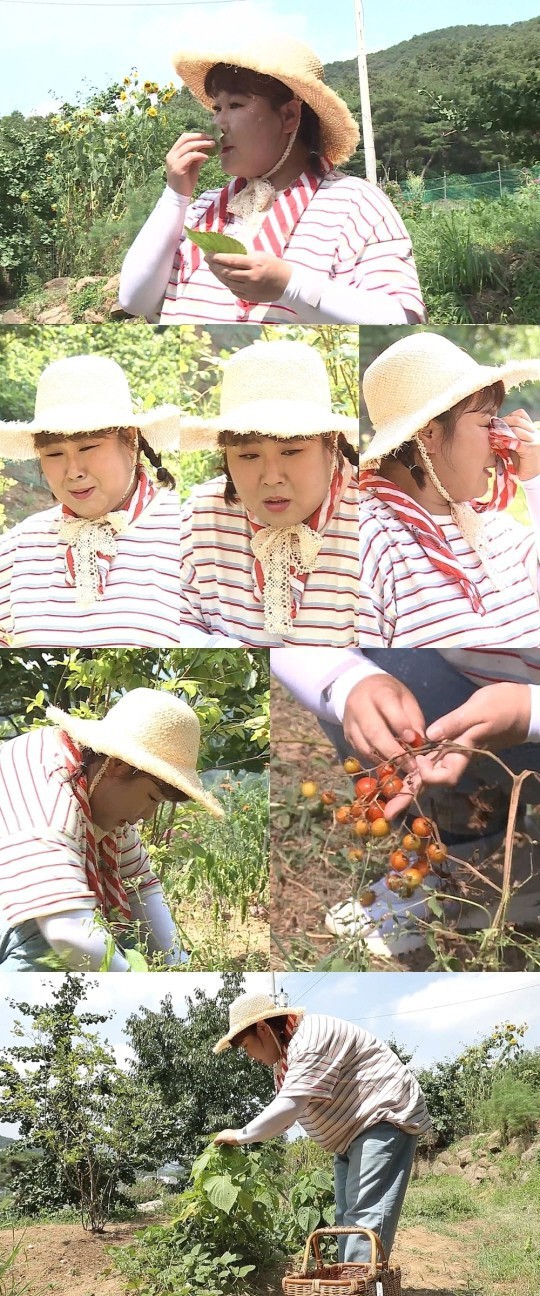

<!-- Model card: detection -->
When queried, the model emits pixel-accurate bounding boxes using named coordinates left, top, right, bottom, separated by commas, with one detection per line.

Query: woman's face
left=226, top=435, right=334, bottom=527
left=89, top=760, right=171, bottom=833
left=422, top=399, right=499, bottom=503
left=211, top=90, right=296, bottom=178
left=37, top=432, right=136, bottom=518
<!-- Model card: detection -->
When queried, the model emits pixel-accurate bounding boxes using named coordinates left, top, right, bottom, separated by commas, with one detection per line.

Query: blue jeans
left=0, top=918, right=55, bottom=971
left=321, top=649, right=540, bottom=841
left=334, top=1121, right=417, bottom=1264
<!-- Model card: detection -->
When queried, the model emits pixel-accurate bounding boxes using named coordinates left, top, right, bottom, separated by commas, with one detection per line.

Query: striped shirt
left=0, top=726, right=160, bottom=928
left=0, top=489, right=184, bottom=647
left=179, top=474, right=360, bottom=646
left=161, top=171, right=425, bottom=324
left=360, top=497, right=540, bottom=646
left=278, top=1014, right=430, bottom=1154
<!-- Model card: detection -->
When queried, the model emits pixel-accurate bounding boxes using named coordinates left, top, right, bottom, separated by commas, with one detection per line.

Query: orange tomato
left=370, top=817, right=390, bottom=838
left=402, top=833, right=421, bottom=852
left=411, top=816, right=433, bottom=838
left=350, top=799, right=367, bottom=818
left=386, top=874, right=410, bottom=893
left=380, top=775, right=404, bottom=799
left=343, top=756, right=362, bottom=774
left=347, top=848, right=364, bottom=862
left=354, top=776, right=379, bottom=802
left=388, top=849, right=411, bottom=872
left=335, top=805, right=352, bottom=825
left=353, top=818, right=370, bottom=837
left=320, top=790, right=337, bottom=805
left=416, top=857, right=431, bottom=878
left=358, top=888, right=377, bottom=907
left=427, top=843, right=448, bottom=864
left=400, top=866, right=425, bottom=889
left=409, top=732, right=425, bottom=749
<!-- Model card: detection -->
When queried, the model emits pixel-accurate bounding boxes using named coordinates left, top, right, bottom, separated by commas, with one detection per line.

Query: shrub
left=478, top=1075, right=540, bottom=1142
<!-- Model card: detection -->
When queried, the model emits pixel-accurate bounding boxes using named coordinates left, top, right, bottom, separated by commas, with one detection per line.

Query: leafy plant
left=282, top=1168, right=335, bottom=1248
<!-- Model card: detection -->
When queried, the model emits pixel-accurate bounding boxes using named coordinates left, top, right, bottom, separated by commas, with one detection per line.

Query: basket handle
left=300, top=1227, right=388, bottom=1277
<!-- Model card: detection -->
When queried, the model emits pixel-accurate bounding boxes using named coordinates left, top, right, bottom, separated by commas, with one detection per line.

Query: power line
left=282, top=976, right=540, bottom=1023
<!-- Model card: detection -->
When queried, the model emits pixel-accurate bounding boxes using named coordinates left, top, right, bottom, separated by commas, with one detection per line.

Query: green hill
left=324, top=18, right=540, bottom=178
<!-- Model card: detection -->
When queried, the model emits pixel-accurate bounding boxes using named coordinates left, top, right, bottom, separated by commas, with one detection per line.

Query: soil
left=270, top=680, right=540, bottom=972
left=0, top=1217, right=492, bottom=1295
left=174, top=893, right=269, bottom=969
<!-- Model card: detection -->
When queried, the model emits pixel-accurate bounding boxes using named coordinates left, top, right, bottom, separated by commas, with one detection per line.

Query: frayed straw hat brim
left=180, top=402, right=359, bottom=452
left=172, top=41, right=359, bottom=166
left=360, top=358, right=540, bottom=467
left=214, top=1005, right=305, bottom=1053
left=0, top=406, right=181, bottom=463
left=46, top=705, right=224, bottom=819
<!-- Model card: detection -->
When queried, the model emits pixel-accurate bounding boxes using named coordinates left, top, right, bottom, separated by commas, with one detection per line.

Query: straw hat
left=0, top=356, right=181, bottom=461
left=179, top=341, right=359, bottom=451
left=214, top=991, right=305, bottom=1054
left=172, top=31, right=359, bottom=167
left=46, top=687, right=224, bottom=818
left=360, top=332, right=540, bottom=466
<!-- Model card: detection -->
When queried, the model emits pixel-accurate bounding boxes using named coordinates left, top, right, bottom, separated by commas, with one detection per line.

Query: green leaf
left=124, top=949, right=149, bottom=972
left=184, top=228, right=247, bottom=255
left=203, top=1173, right=240, bottom=1214
left=426, top=896, right=444, bottom=918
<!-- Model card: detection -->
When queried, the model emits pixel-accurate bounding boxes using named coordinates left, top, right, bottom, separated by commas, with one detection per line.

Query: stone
left=108, top=300, right=128, bottom=317
left=74, top=275, right=101, bottom=292
left=44, top=277, right=71, bottom=290
left=103, top=273, right=121, bottom=294
left=82, top=309, right=104, bottom=323
left=138, top=1199, right=162, bottom=1214
left=0, top=308, right=25, bottom=323
left=520, top=1142, right=540, bottom=1165
left=486, top=1133, right=502, bottom=1153
left=507, top=1136, right=528, bottom=1157
left=36, top=306, right=72, bottom=324
left=457, top=1148, right=473, bottom=1167
left=487, top=1165, right=501, bottom=1181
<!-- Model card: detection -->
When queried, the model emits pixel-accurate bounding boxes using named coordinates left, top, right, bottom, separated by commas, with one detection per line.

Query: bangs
left=462, top=381, right=506, bottom=415
left=33, top=427, right=137, bottom=449
left=204, top=63, right=292, bottom=105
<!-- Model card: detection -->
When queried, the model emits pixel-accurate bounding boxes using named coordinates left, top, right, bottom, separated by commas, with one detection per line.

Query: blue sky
left=1, top=0, right=537, bottom=116
left=1, top=971, right=539, bottom=1137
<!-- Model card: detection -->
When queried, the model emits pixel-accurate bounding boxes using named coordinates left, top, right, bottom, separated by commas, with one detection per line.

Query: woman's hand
left=214, top=1129, right=242, bottom=1146
left=422, top=683, right=532, bottom=788
left=166, top=132, right=216, bottom=198
left=205, top=251, right=292, bottom=302
left=504, top=409, right=540, bottom=482
left=342, top=674, right=427, bottom=817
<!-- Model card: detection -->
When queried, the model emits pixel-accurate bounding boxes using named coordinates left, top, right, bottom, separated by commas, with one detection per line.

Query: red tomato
left=380, top=776, right=404, bottom=799
left=366, top=801, right=387, bottom=822
left=376, top=763, right=397, bottom=781
left=354, top=776, right=379, bottom=802
left=409, top=732, right=425, bottom=749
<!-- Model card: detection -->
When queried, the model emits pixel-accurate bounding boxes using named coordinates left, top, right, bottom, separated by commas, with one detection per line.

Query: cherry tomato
left=380, top=776, right=404, bottom=799
left=416, top=857, right=431, bottom=878
left=343, top=756, right=362, bottom=775
left=386, top=874, right=409, bottom=893
left=370, top=817, right=390, bottom=837
left=388, top=849, right=410, bottom=872
left=350, top=799, right=367, bottom=819
left=402, top=833, right=421, bottom=852
left=366, top=801, right=387, bottom=822
left=400, top=866, right=425, bottom=889
left=427, top=843, right=448, bottom=864
left=320, top=790, right=337, bottom=806
left=376, top=763, right=397, bottom=781
left=353, top=818, right=370, bottom=838
left=347, top=847, right=364, bottom=862
left=335, top=805, right=352, bottom=825
left=411, top=816, right=433, bottom=838
left=301, top=781, right=318, bottom=798
left=354, top=776, right=379, bottom=802
left=409, top=732, right=425, bottom=749
left=358, top=888, right=377, bottom=907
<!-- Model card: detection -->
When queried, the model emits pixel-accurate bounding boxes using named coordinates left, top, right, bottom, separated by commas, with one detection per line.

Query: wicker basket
left=282, top=1226, right=402, bottom=1296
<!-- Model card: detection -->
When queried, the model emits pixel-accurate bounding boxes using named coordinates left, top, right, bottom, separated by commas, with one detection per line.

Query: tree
left=0, top=975, right=149, bottom=1230
left=126, top=973, right=275, bottom=1172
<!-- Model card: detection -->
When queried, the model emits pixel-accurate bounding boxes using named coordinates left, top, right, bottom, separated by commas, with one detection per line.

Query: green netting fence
left=400, top=165, right=540, bottom=204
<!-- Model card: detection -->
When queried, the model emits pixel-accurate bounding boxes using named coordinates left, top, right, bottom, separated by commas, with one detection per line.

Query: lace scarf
left=58, top=469, right=156, bottom=607
left=249, top=458, right=354, bottom=634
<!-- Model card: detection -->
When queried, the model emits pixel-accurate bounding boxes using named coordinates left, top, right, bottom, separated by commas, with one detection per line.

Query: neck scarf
left=181, top=159, right=332, bottom=316
left=360, top=424, right=519, bottom=614
left=58, top=469, right=156, bottom=607
left=275, top=1013, right=304, bottom=1092
left=249, top=457, right=354, bottom=634
left=58, top=731, right=132, bottom=922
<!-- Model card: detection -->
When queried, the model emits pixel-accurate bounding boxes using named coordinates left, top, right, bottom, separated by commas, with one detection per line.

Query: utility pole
left=354, top=0, right=377, bottom=185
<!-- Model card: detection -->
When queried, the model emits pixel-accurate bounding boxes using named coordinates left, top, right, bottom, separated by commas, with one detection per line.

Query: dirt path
left=0, top=1218, right=483, bottom=1295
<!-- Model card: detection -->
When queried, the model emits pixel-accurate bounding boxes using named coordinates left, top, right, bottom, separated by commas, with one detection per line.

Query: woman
left=271, top=646, right=540, bottom=957
left=177, top=340, right=360, bottom=646
left=0, top=354, right=184, bottom=647
left=359, top=331, right=540, bottom=646
left=119, top=31, right=425, bottom=326
left=0, top=687, right=223, bottom=972
left=213, top=992, right=430, bottom=1266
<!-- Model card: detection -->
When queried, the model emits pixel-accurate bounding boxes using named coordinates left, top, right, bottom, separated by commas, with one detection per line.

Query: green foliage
left=401, top=1174, right=479, bottom=1222
left=112, top=1144, right=281, bottom=1294
left=281, top=1168, right=335, bottom=1249
left=125, top=974, right=274, bottom=1169
left=416, top=1023, right=527, bottom=1146
left=478, top=1075, right=540, bottom=1142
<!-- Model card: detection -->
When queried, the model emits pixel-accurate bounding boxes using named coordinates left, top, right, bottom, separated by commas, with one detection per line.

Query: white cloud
left=393, top=973, right=540, bottom=1035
